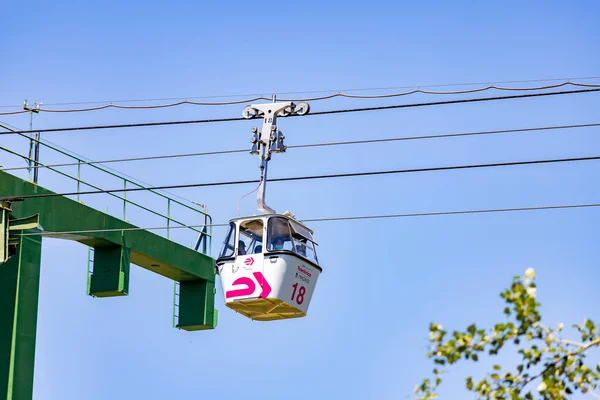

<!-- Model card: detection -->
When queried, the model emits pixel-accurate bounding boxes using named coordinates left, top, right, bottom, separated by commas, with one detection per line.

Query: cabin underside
left=226, top=298, right=306, bottom=321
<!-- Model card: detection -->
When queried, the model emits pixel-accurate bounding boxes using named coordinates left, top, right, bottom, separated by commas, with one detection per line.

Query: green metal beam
left=0, top=171, right=215, bottom=283
left=0, top=233, right=42, bottom=400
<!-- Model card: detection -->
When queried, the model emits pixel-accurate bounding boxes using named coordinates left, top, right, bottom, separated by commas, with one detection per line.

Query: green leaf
left=468, top=324, right=476, bottom=335
left=493, top=365, right=501, bottom=371
left=471, top=354, right=478, bottom=361
left=466, top=377, right=473, bottom=390
left=585, top=319, right=595, bottom=330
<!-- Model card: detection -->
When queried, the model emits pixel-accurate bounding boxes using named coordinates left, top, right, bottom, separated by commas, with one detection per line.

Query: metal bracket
left=0, top=201, right=40, bottom=263
left=244, top=102, right=292, bottom=151
left=23, top=100, right=41, bottom=114
left=241, top=100, right=310, bottom=214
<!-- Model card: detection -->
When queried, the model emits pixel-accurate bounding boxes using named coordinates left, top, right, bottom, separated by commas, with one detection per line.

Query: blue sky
left=2, top=1, right=600, bottom=399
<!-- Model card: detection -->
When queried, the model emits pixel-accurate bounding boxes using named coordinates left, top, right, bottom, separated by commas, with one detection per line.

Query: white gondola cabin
left=216, top=213, right=322, bottom=321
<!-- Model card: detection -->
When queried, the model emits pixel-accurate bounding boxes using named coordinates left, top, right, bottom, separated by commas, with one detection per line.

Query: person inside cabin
left=238, top=240, right=247, bottom=255
left=272, top=238, right=284, bottom=251
left=296, top=243, right=307, bottom=257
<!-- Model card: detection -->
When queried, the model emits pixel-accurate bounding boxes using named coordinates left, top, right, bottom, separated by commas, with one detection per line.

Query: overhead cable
left=3, top=154, right=600, bottom=202
left=3, top=76, right=599, bottom=109
left=1, top=148, right=248, bottom=172
left=6, top=76, right=600, bottom=109
left=1, top=88, right=599, bottom=136
left=1, top=80, right=600, bottom=115
left=2, top=122, right=599, bottom=173
left=17, top=202, right=600, bottom=237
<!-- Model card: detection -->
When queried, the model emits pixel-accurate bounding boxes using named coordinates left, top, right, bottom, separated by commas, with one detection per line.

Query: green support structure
left=0, top=171, right=215, bottom=282
left=0, top=171, right=218, bottom=399
left=178, top=280, right=218, bottom=331
left=88, top=242, right=131, bottom=297
left=0, top=234, right=42, bottom=400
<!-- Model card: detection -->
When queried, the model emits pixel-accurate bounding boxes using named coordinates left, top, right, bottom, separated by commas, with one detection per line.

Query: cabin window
left=293, top=238, right=318, bottom=264
left=267, top=217, right=294, bottom=251
left=238, top=219, right=264, bottom=255
left=219, top=222, right=236, bottom=258
left=289, top=220, right=315, bottom=242
left=290, top=222, right=319, bottom=264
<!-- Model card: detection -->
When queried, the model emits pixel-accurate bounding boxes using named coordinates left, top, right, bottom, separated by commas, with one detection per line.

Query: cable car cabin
left=216, top=214, right=322, bottom=321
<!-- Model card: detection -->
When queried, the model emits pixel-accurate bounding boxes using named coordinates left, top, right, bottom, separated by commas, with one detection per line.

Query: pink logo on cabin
left=225, top=272, right=271, bottom=299
left=297, top=266, right=312, bottom=278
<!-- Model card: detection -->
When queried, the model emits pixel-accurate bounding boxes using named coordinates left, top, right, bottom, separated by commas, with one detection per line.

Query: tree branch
left=519, top=337, right=600, bottom=391
left=539, top=324, right=585, bottom=348
left=555, top=338, right=586, bottom=348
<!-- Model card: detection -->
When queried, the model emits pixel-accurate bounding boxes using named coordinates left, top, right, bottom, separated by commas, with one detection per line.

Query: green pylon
left=0, top=233, right=42, bottom=400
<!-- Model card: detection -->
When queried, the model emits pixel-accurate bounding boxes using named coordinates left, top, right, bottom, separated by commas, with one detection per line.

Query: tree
left=415, top=268, right=600, bottom=400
